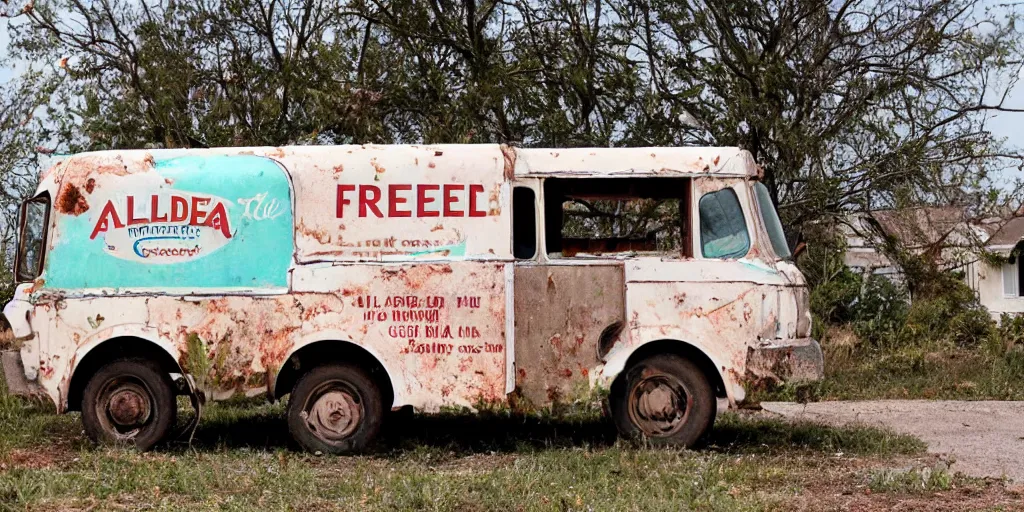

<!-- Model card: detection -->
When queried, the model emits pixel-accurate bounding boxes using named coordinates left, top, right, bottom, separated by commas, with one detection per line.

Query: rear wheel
left=287, top=363, right=383, bottom=454
left=80, top=359, right=177, bottom=451
left=611, top=354, right=716, bottom=448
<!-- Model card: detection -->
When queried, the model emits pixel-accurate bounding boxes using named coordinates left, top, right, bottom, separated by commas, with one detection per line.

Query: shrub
left=809, top=268, right=863, bottom=325
left=851, top=274, right=908, bottom=346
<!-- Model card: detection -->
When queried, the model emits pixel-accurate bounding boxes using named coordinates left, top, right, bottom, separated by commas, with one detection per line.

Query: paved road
left=761, top=400, right=1024, bottom=482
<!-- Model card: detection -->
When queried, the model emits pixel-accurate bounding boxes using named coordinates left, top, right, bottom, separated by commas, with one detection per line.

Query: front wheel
left=287, top=363, right=383, bottom=454
left=80, top=359, right=177, bottom=451
left=610, top=354, right=716, bottom=448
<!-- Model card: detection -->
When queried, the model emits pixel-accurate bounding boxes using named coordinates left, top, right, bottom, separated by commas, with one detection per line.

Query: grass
left=753, top=329, right=1024, bottom=403
left=4, top=375, right=1017, bottom=511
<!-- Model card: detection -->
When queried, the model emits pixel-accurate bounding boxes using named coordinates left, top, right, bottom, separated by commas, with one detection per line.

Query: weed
left=867, top=462, right=955, bottom=493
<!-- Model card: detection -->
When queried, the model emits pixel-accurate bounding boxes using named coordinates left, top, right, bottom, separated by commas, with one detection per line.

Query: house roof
left=984, top=216, right=1024, bottom=248
left=867, top=207, right=971, bottom=249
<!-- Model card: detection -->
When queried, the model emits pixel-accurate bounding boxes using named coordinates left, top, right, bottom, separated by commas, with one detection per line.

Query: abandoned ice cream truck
left=2, top=144, right=822, bottom=452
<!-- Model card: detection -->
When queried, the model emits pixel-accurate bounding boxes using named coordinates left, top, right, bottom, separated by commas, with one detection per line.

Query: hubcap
left=304, top=386, right=362, bottom=442
left=108, top=387, right=150, bottom=427
left=628, top=373, right=692, bottom=437
left=97, top=378, right=154, bottom=439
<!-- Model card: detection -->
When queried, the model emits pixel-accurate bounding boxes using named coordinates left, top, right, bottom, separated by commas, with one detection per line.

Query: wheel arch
left=607, top=339, right=730, bottom=403
left=66, top=334, right=184, bottom=413
left=273, top=339, right=398, bottom=410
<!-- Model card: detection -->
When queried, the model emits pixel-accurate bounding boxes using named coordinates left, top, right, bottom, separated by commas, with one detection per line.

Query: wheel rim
left=95, top=377, right=156, bottom=440
left=627, top=370, right=693, bottom=437
left=301, top=380, right=363, bottom=444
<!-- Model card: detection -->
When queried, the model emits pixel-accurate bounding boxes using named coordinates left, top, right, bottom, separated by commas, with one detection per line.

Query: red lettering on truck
left=90, top=194, right=232, bottom=240
left=336, top=184, right=490, bottom=218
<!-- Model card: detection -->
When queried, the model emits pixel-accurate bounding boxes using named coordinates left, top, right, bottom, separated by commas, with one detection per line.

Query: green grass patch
left=0, top=385, right=933, bottom=511
left=754, top=343, right=1024, bottom=402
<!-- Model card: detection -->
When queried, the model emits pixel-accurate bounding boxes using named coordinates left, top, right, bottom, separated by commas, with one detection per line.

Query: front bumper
left=1, top=350, right=42, bottom=397
left=746, top=337, right=824, bottom=383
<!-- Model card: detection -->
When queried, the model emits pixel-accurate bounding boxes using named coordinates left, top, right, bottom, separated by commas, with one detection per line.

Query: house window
left=544, top=178, right=692, bottom=258
left=1003, top=259, right=1024, bottom=297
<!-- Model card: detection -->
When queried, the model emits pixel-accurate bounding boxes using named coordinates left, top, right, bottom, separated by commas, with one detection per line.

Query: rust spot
left=500, top=144, right=516, bottom=180
left=267, top=147, right=286, bottom=159
left=562, top=368, right=572, bottom=378
left=296, top=220, right=331, bottom=244
left=84, top=178, right=96, bottom=194
left=431, top=224, right=444, bottom=232
left=517, top=368, right=526, bottom=379
left=142, top=152, right=155, bottom=168
left=56, top=183, right=89, bottom=216
left=164, top=178, right=174, bottom=185
left=713, top=155, right=721, bottom=166
left=434, top=150, right=443, bottom=157
left=26, top=278, right=44, bottom=294
left=370, top=159, right=385, bottom=174
left=428, top=162, right=436, bottom=169
left=488, top=185, right=501, bottom=216
left=333, top=164, right=344, bottom=174
left=414, top=158, right=419, bottom=166
left=301, top=302, right=330, bottom=321
left=549, top=334, right=562, bottom=349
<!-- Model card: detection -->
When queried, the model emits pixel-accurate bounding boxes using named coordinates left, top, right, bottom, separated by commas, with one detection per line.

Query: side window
left=544, top=178, right=691, bottom=258
left=16, top=194, right=51, bottom=282
left=699, top=188, right=750, bottom=259
left=513, top=187, right=537, bottom=259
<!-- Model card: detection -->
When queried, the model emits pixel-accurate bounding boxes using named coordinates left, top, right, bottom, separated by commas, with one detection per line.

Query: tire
left=287, top=363, right=383, bottom=454
left=80, top=358, right=177, bottom=451
left=610, top=354, right=716, bottom=448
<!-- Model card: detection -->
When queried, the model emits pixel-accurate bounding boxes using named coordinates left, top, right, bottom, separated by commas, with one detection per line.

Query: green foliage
left=851, top=275, right=910, bottom=347
left=993, top=313, right=1024, bottom=353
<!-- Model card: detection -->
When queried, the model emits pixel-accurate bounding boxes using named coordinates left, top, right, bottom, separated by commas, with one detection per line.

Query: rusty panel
left=513, top=264, right=624, bottom=406
left=32, top=261, right=507, bottom=412
left=291, top=261, right=508, bottom=410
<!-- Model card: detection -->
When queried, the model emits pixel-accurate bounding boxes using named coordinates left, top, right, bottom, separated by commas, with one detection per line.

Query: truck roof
left=46, top=144, right=759, bottom=181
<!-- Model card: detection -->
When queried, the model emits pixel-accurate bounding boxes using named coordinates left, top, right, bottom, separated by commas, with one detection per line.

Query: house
left=840, top=207, right=1024, bottom=319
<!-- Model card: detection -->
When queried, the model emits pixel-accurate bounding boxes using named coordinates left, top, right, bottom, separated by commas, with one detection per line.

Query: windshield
left=753, top=182, right=791, bottom=259
left=16, top=195, right=50, bottom=282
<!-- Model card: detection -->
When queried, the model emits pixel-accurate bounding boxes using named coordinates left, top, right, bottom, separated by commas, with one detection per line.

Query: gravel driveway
left=761, top=400, right=1024, bottom=482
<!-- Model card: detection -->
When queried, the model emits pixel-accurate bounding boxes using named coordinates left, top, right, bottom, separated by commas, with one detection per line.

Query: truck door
left=511, top=181, right=627, bottom=407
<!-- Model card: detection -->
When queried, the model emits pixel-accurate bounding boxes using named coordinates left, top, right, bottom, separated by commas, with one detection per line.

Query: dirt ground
left=762, top=400, right=1024, bottom=483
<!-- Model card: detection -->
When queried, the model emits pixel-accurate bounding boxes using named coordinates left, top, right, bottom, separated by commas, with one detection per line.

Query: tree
left=0, top=75, right=51, bottom=304
left=4, top=0, right=1023, bottom=242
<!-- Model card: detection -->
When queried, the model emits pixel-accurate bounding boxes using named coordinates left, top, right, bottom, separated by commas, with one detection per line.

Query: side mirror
left=792, top=242, right=807, bottom=259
